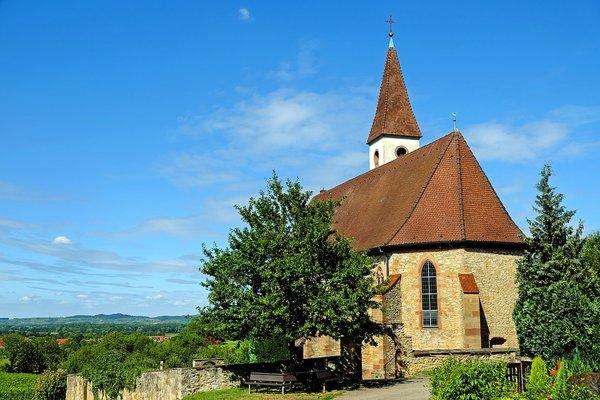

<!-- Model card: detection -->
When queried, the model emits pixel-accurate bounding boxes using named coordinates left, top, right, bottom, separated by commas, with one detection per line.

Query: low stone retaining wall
left=406, top=348, right=520, bottom=376
left=66, top=367, right=237, bottom=400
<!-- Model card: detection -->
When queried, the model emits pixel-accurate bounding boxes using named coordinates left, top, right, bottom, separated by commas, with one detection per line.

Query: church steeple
left=368, top=26, right=421, bottom=169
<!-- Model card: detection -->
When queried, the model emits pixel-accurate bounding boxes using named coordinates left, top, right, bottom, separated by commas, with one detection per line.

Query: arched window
left=421, top=261, right=438, bottom=328
left=373, top=150, right=380, bottom=167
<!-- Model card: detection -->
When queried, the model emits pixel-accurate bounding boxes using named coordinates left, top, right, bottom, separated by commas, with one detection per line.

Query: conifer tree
left=514, top=164, right=592, bottom=360
left=199, top=173, right=380, bottom=363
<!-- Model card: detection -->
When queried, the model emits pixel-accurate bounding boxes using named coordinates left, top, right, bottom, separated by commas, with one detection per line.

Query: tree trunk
left=288, top=341, right=304, bottom=370
left=340, top=337, right=362, bottom=383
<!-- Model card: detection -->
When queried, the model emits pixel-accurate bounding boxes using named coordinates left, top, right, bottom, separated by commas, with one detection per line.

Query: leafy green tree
left=32, top=337, right=65, bottom=371
left=200, top=174, right=380, bottom=362
left=514, top=164, right=599, bottom=361
left=4, top=333, right=45, bottom=373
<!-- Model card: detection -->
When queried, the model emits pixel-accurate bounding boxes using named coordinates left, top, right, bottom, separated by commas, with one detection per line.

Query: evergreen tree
left=514, top=164, right=595, bottom=361
left=199, top=173, right=380, bottom=362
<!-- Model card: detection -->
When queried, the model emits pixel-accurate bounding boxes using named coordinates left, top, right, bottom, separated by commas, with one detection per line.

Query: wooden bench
left=313, top=370, right=338, bottom=392
left=245, top=372, right=303, bottom=394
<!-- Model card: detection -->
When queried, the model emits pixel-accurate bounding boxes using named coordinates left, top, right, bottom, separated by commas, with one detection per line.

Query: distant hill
left=0, top=313, right=190, bottom=335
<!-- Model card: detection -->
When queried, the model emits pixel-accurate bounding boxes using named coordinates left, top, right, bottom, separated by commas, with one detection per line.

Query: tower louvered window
left=421, top=261, right=438, bottom=328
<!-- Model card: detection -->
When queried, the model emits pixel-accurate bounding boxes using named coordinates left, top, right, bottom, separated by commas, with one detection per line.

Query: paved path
left=338, top=378, right=430, bottom=400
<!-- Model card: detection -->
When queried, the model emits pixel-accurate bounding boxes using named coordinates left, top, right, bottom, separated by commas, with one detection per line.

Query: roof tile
left=315, top=132, right=523, bottom=250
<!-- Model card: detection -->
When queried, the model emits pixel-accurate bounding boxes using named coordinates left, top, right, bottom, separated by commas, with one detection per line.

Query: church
left=304, top=31, right=525, bottom=379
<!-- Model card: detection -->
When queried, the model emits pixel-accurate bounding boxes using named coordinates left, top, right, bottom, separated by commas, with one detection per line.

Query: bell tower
left=368, top=24, right=421, bottom=170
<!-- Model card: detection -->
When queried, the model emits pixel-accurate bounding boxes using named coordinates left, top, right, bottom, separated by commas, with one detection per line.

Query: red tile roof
left=315, top=132, right=523, bottom=250
left=367, top=45, right=421, bottom=144
left=459, top=274, right=480, bottom=294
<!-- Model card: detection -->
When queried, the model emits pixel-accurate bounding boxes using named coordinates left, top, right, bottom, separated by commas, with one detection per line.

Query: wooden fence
left=507, top=360, right=532, bottom=392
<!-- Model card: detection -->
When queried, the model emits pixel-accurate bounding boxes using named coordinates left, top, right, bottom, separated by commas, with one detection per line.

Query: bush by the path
left=430, top=358, right=514, bottom=400
left=34, top=369, right=67, bottom=400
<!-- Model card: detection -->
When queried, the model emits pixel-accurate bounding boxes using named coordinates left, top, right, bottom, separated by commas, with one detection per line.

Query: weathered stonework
left=378, top=247, right=521, bottom=352
left=303, top=335, right=341, bottom=359
left=406, top=349, right=520, bottom=376
left=66, top=367, right=237, bottom=400
left=304, top=246, right=522, bottom=380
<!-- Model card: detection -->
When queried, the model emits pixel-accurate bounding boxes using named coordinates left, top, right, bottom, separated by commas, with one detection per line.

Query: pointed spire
left=367, top=36, right=421, bottom=144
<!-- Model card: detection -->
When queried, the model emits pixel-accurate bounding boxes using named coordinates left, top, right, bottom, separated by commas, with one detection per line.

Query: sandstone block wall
left=376, top=246, right=521, bottom=351
left=66, top=367, right=237, bottom=400
left=303, top=335, right=341, bottom=359
left=406, top=350, right=519, bottom=376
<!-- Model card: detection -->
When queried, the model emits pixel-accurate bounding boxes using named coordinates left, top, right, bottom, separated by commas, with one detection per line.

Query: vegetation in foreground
left=182, top=387, right=342, bottom=400
left=430, top=355, right=600, bottom=400
left=0, top=371, right=38, bottom=400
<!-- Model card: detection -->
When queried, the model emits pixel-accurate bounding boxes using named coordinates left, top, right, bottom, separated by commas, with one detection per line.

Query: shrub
left=430, top=358, right=514, bottom=400
left=249, top=338, right=290, bottom=363
left=34, top=370, right=67, bottom=400
left=525, top=357, right=551, bottom=399
left=195, top=341, right=251, bottom=364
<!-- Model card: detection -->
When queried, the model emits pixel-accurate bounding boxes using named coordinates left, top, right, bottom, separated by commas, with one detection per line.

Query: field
left=183, top=388, right=342, bottom=400
left=0, top=371, right=37, bottom=400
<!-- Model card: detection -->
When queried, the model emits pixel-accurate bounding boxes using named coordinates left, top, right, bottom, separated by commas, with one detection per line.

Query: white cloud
left=146, top=293, right=165, bottom=301
left=161, top=86, right=374, bottom=193
left=117, top=215, right=203, bottom=238
left=464, top=106, right=600, bottom=163
left=76, top=294, right=88, bottom=299
left=52, top=235, right=72, bottom=245
left=19, top=295, right=40, bottom=303
left=238, top=7, right=251, bottom=21
left=268, top=42, right=317, bottom=81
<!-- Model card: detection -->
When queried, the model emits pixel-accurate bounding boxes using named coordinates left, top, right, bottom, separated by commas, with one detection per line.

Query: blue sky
left=1, top=1, right=599, bottom=318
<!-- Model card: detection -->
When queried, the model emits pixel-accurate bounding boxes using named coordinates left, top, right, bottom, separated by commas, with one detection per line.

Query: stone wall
left=66, top=367, right=237, bottom=400
left=406, top=349, right=520, bottom=376
left=303, top=335, right=340, bottom=359
left=465, top=248, right=521, bottom=348
left=373, top=246, right=521, bottom=352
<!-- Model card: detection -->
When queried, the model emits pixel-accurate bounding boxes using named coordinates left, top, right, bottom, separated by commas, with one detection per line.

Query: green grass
left=183, top=387, right=343, bottom=400
left=0, top=371, right=38, bottom=400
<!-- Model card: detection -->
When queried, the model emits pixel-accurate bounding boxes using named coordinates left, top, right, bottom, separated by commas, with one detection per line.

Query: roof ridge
left=456, top=134, right=524, bottom=238
left=395, top=50, right=420, bottom=136
left=384, top=133, right=456, bottom=246
left=381, top=50, right=391, bottom=133
left=455, top=135, right=466, bottom=240
left=317, top=132, right=456, bottom=196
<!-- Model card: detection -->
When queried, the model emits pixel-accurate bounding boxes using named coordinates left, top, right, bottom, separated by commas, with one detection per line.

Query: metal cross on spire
left=386, top=15, right=395, bottom=37
left=452, top=113, right=458, bottom=132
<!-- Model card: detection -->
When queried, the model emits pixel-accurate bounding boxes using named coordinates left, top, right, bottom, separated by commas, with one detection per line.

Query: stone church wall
left=304, top=246, right=521, bottom=379
left=464, top=248, right=521, bottom=348
left=382, top=247, right=521, bottom=352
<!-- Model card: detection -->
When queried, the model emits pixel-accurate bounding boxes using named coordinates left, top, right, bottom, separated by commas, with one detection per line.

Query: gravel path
left=338, top=378, right=430, bottom=400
